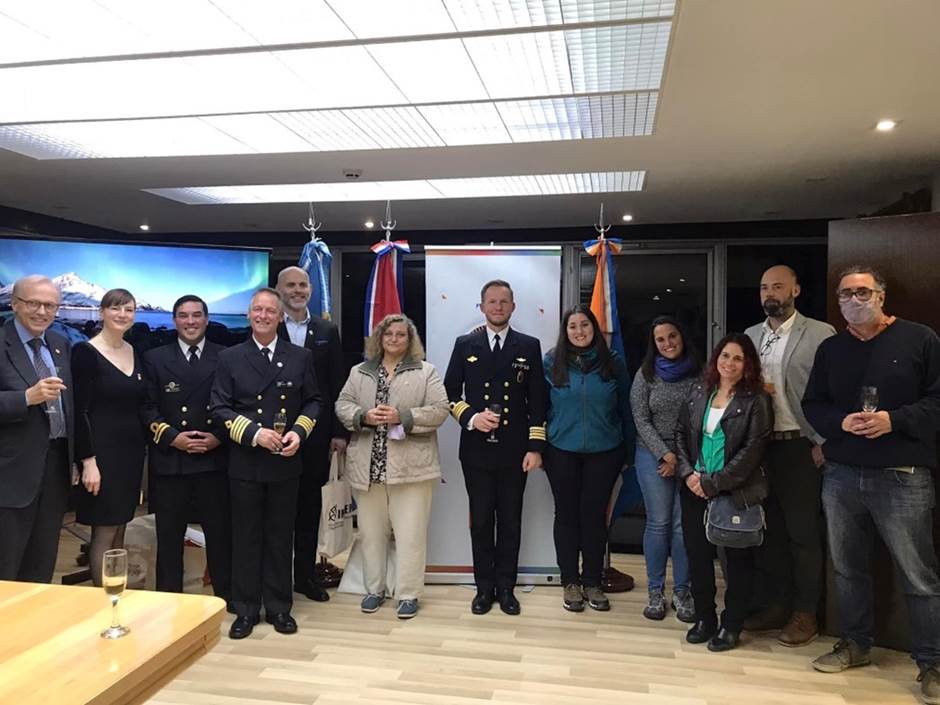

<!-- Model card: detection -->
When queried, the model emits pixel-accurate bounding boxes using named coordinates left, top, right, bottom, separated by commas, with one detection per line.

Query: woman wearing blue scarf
left=630, top=316, right=701, bottom=621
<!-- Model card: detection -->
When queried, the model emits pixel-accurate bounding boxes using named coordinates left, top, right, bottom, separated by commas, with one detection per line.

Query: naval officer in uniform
left=141, top=294, right=231, bottom=603
left=444, top=279, right=547, bottom=616
left=210, top=288, right=322, bottom=639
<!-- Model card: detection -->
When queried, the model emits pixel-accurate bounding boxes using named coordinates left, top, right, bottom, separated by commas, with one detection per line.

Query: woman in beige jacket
left=335, top=313, right=449, bottom=619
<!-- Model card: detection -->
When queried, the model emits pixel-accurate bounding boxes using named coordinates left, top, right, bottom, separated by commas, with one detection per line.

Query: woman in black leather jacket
left=676, top=333, right=773, bottom=652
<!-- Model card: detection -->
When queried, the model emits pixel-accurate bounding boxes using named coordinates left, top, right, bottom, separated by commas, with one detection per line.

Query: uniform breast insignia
left=517, top=371, right=525, bottom=383
left=164, top=381, right=180, bottom=393
left=467, top=356, right=478, bottom=363
left=276, top=361, right=283, bottom=368
left=137, top=372, right=142, bottom=381
left=54, top=348, right=61, bottom=355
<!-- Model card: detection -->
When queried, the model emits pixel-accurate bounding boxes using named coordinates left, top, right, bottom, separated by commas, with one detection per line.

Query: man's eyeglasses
left=14, top=297, right=60, bottom=314
left=837, top=287, right=882, bottom=303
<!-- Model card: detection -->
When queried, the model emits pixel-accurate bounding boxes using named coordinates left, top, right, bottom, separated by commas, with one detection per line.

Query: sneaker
left=360, top=593, right=386, bottom=614
left=811, top=639, right=872, bottom=673
left=672, top=590, right=696, bottom=623
left=643, top=590, right=667, bottom=620
left=584, top=585, right=610, bottom=611
left=778, top=611, right=819, bottom=647
left=918, top=665, right=940, bottom=705
left=563, top=583, right=585, bottom=612
left=396, top=599, right=418, bottom=619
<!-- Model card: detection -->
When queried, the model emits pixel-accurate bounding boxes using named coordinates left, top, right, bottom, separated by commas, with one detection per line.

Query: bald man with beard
left=744, top=265, right=834, bottom=646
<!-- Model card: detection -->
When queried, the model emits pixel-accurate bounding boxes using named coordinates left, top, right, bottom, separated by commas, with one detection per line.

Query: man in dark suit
left=444, top=279, right=547, bottom=616
left=210, top=288, right=321, bottom=639
left=141, top=295, right=231, bottom=604
left=276, top=266, right=348, bottom=603
left=0, top=275, right=73, bottom=583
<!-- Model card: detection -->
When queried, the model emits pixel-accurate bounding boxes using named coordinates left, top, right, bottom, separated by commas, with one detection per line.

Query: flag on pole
left=583, top=236, right=625, bottom=359
left=364, top=239, right=410, bottom=338
left=298, top=237, right=333, bottom=319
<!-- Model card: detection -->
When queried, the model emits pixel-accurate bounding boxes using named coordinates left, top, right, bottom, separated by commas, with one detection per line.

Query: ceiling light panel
left=443, top=0, right=673, bottom=31
left=366, top=39, right=489, bottom=103
left=496, top=91, right=657, bottom=141
left=339, top=107, right=445, bottom=148
left=145, top=171, right=645, bottom=204
left=558, top=0, right=676, bottom=22
left=566, top=21, right=671, bottom=93
left=417, top=103, right=511, bottom=145
left=463, top=30, right=572, bottom=99
left=326, top=0, right=457, bottom=38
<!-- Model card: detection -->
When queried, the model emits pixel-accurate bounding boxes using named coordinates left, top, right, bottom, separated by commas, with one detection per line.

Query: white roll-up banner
left=424, top=246, right=562, bottom=584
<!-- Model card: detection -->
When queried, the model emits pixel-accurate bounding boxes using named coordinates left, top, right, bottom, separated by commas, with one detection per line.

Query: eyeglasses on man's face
left=836, top=287, right=882, bottom=303
left=14, top=296, right=60, bottom=314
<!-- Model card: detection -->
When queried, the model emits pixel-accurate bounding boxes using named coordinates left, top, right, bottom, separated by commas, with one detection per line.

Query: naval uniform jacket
left=141, top=340, right=227, bottom=476
left=443, top=327, right=547, bottom=466
left=209, top=339, right=322, bottom=483
left=276, top=317, right=347, bottom=445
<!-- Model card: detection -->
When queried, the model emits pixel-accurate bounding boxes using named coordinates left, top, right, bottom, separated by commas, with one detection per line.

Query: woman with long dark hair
left=675, top=333, right=772, bottom=651
left=630, top=316, right=700, bottom=622
left=73, top=289, right=147, bottom=586
left=542, top=305, right=634, bottom=613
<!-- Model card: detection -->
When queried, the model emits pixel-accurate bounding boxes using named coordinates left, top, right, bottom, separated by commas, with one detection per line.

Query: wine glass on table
left=486, top=403, right=502, bottom=444
left=861, top=386, right=879, bottom=413
left=272, top=412, right=288, bottom=454
left=101, top=548, right=130, bottom=639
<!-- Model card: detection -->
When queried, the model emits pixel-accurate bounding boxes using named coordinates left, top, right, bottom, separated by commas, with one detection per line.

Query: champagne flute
left=272, top=412, right=288, bottom=454
left=101, top=548, right=130, bottom=639
left=861, top=386, right=879, bottom=413
left=486, top=403, right=502, bottom=444
left=46, top=365, right=64, bottom=415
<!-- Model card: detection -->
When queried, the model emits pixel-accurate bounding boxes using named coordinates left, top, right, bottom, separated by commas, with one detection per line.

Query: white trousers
left=352, top=479, right=434, bottom=600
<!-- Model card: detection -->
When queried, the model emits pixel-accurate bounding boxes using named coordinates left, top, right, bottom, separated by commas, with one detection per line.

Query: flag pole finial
left=381, top=200, right=397, bottom=242
left=302, top=202, right=322, bottom=241
left=594, top=202, right=610, bottom=240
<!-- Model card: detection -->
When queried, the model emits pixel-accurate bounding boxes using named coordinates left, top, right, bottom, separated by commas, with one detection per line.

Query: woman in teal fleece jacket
left=542, top=304, right=635, bottom=613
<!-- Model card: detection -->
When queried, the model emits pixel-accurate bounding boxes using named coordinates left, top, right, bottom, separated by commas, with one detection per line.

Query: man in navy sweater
left=802, top=265, right=940, bottom=704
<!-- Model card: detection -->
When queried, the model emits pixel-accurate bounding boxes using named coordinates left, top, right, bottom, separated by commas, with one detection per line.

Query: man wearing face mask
left=803, top=266, right=940, bottom=703
left=743, top=265, right=834, bottom=646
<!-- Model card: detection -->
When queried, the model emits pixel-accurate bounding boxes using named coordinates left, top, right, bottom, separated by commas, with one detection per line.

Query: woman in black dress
left=74, top=288, right=147, bottom=586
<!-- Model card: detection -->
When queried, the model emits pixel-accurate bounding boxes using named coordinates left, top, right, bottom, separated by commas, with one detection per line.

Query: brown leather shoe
left=743, top=603, right=790, bottom=632
left=778, top=611, right=818, bottom=647
left=601, top=567, right=635, bottom=593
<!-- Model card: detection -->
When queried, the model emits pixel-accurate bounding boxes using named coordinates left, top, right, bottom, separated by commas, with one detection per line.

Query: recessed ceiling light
left=652, top=295, right=660, bottom=301
left=621, top=214, right=633, bottom=222
left=875, top=119, right=897, bottom=132
left=139, top=223, right=150, bottom=231
left=364, top=220, right=375, bottom=228
left=679, top=277, right=686, bottom=283
left=665, top=288, right=672, bottom=293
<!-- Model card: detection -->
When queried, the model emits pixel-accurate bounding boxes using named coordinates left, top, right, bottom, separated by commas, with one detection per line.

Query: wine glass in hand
left=101, top=548, right=130, bottom=639
left=272, top=412, right=288, bottom=454
left=46, top=365, right=64, bottom=415
left=486, top=403, right=502, bottom=444
left=860, top=386, right=879, bottom=413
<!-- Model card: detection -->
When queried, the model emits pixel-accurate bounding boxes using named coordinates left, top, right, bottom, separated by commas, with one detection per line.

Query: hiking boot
left=918, top=664, right=940, bottom=705
left=812, top=639, right=872, bottom=673
left=672, top=590, right=696, bottom=623
left=743, top=603, right=790, bottom=632
left=778, top=611, right=819, bottom=647
left=643, top=590, right=667, bottom=620
left=584, top=585, right=610, bottom=611
left=563, top=583, right=585, bottom=612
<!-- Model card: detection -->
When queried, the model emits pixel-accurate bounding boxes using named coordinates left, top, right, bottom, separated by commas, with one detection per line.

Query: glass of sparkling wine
left=861, top=386, right=879, bottom=413
left=272, top=412, right=288, bottom=454
left=101, top=548, right=130, bottom=639
left=46, top=366, right=64, bottom=415
left=486, top=403, right=502, bottom=444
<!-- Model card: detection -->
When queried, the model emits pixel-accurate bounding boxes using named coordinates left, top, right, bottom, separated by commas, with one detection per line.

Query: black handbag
left=704, top=493, right=765, bottom=548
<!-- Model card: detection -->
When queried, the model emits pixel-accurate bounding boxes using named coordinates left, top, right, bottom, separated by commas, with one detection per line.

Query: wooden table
left=0, top=580, right=224, bottom=705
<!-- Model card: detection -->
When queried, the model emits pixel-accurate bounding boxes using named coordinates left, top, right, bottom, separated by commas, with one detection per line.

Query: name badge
left=276, top=380, right=294, bottom=388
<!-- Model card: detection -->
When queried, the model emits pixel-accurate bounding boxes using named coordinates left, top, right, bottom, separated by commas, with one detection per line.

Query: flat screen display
left=0, top=235, right=269, bottom=347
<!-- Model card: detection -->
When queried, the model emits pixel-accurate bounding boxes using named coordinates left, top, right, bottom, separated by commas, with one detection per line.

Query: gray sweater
left=630, top=371, right=700, bottom=460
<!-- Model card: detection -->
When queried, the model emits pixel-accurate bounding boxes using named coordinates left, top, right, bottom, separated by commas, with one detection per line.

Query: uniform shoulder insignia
left=516, top=357, right=527, bottom=362
left=467, top=355, right=478, bottom=363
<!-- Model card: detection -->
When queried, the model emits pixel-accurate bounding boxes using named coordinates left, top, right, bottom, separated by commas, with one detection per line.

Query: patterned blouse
left=368, top=362, right=399, bottom=486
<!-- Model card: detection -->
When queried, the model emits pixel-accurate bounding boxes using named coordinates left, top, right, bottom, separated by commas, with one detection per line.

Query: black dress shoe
left=707, top=627, right=740, bottom=652
left=497, top=588, right=521, bottom=615
left=294, top=580, right=330, bottom=602
left=471, top=590, right=495, bottom=615
left=265, top=612, right=298, bottom=634
left=229, top=615, right=260, bottom=640
left=686, top=620, right=717, bottom=644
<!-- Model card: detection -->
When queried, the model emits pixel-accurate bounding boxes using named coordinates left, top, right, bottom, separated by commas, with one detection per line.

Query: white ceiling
left=0, top=0, right=938, bottom=236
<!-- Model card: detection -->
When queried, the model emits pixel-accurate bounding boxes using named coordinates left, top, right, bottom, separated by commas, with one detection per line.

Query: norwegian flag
left=364, top=239, right=410, bottom=339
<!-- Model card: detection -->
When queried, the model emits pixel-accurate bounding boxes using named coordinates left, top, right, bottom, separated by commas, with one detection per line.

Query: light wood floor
left=51, top=520, right=924, bottom=705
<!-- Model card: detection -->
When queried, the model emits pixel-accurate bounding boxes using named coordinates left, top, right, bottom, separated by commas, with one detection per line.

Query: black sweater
left=802, top=318, right=940, bottom=468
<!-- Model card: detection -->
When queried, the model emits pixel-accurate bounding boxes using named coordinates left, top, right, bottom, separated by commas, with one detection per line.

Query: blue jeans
left=823, top=462, right=940, bottom=667
left=635, top=446, right=689, bottom=593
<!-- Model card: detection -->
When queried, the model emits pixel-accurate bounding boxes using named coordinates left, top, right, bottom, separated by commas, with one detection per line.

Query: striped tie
left=27, top=338, right=66, bottom=438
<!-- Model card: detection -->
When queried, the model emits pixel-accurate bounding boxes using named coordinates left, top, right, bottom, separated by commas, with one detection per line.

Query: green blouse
left=696, top=391, right=726, bottom=475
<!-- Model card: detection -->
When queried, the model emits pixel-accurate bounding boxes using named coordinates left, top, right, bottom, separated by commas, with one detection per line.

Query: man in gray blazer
left=744, top=265, right=835, bottom=646
left=0, top=275, right=74, bottom=583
